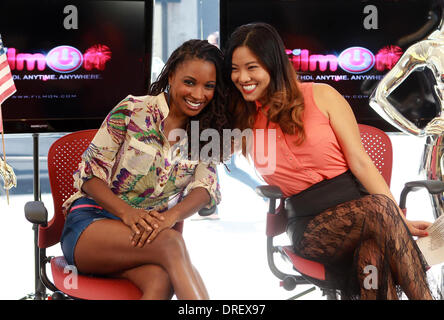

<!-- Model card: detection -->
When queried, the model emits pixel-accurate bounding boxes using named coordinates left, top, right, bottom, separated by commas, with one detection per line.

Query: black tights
left=293, top=194, right=433, bottom=300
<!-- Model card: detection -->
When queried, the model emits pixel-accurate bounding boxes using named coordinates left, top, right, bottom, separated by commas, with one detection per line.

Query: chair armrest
left=24, top=201, right=48, bottom=226
left=404, top=180, right=444, bottom=194
left=255, top=185, right=284, bottom=199
left=256, top=185, right=284, bottom=215
left=399, top=180, right=444, bottom=209
left=198, top=205, right=217, bottom=216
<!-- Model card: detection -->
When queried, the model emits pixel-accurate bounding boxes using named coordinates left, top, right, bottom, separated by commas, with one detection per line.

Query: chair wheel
left=282, top=276, right=297, bottom=291
left=51, top=291, right=67, bottom=300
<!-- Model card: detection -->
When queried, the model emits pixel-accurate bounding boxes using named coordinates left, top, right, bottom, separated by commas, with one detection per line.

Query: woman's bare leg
left=192, top=265, right=210, bottom=299
left=114, top=264, right=174, bottom=300
left=74, top=219, right=208, bottom=300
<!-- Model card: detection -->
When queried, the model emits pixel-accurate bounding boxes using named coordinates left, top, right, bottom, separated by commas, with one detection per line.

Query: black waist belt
left=286, top=170, right=368, bottom=219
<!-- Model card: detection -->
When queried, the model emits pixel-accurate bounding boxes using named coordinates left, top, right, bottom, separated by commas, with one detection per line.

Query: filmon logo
left=338, top=47, right=375, bottom=74
left=6, top=44, right=112, bottom=73
left=286, top=45, right=402, bottom=74
left=46, top=46, right=83, bottom=73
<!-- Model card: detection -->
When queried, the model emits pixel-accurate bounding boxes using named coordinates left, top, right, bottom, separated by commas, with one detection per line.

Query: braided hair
left=149, top=39, right=231, bottom=163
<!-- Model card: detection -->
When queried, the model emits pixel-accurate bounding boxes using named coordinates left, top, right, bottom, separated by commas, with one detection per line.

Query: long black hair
left=149, top=39, right=231, bottom=162
left=223, top=22, right=305, bottom=144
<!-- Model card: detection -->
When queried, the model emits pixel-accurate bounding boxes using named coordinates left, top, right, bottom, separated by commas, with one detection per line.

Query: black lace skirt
left=285, top=174, right=433, bottom=299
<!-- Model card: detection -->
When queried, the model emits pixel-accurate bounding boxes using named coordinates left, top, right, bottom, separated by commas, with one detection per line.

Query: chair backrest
left=39, top=129, right=98, bottom=248
left=358, top=124, right=393, bottom=187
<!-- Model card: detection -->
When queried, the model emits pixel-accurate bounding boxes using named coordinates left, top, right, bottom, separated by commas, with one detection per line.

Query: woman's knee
left=363, top=194, right=398, bottom=215
left=361, top=194, right=402, bottom=229
left=154, top=228, right=188, bottom=261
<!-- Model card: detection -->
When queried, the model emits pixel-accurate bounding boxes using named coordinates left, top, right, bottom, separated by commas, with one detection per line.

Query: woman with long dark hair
left=59, top=39, right=230, bottom=300
left=224, top=22, right=434, bottom=299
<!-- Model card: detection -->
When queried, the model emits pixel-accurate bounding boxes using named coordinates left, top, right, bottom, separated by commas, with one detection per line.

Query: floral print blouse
left=62, top=93, right=221, bottom=215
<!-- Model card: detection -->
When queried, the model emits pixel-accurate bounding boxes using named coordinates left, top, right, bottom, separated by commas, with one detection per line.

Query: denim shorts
left=60, top=197, right=121, bottom=267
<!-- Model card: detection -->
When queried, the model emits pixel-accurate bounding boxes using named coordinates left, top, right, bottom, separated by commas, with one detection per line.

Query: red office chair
left=256, top=124, right=444, bottom=299
left=24, top=129, right=183, bottom=300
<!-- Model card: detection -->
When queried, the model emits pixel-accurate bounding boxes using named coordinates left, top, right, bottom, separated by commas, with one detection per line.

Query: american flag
left=0, top=34, right=16, bottom=133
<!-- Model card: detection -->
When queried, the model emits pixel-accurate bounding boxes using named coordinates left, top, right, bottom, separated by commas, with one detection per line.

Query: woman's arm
left=133, top=161, right=220, bottom=247
left=313, top=83, right=430, bottom=236
left=166, top=187, right=211, bottom=222
left=82, top=177, right=164, bottom=239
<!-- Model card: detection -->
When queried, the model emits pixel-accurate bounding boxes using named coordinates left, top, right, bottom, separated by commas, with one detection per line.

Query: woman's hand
left=121, top=208, right=165, bottom=246
left=130, top=188, right=211, bottom=247
left=406, top=220, right=431, bottom=237
left=130, top=210, right=176, bottom=247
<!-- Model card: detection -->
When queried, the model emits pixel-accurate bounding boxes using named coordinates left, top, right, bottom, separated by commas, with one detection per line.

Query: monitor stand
left=20, top=133, right=47, bottom=300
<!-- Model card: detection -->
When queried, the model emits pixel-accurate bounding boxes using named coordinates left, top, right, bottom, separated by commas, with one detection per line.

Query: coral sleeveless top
left=252, top=82, right=348, bottom=197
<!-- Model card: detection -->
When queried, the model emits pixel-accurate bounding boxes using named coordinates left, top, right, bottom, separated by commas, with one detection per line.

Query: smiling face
left=168, top=58, right=216, bottom=118
left=231, top=46, right=271, bottom=104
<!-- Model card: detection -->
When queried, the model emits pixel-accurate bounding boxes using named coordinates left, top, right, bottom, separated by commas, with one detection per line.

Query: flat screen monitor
left=220, top=0, right=439, bottom=131
left=0, top=0, right=152, bottom=133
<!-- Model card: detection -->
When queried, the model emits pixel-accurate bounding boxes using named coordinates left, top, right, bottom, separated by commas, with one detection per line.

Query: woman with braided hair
left=60, top=39, right=230, bottom=300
